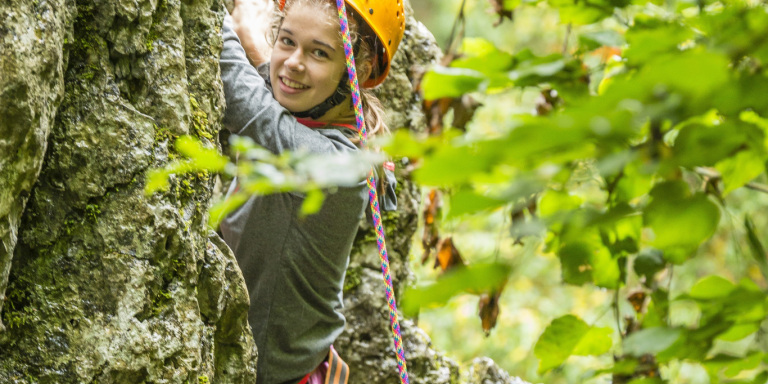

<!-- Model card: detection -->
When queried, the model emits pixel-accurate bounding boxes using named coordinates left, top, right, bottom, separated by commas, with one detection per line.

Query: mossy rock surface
left=0, top=0, right=256, bottom=382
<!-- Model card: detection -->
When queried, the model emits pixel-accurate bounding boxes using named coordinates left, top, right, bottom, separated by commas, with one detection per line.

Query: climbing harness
left=335, top=2, right=410, bottom=382
left=278, top=1, right=410, bottom=382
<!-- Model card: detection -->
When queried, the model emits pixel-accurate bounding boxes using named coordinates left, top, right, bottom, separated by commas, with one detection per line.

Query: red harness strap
left=295, top=117, right=355, bottom=131
left=297, top=347, right=348, bottom=384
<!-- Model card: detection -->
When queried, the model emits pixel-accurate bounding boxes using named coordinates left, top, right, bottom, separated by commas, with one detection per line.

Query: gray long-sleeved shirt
left=218, top=14, right=368, bottom=384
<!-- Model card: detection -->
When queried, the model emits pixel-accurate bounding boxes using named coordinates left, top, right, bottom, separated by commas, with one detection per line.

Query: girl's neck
left=303, top=97, right=357, bottom=126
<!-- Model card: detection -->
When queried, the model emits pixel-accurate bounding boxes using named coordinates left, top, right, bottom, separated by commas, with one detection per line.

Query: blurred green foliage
left=146, top=135, right=380, bottom=226
left=407, top=0, right=768, bottom=382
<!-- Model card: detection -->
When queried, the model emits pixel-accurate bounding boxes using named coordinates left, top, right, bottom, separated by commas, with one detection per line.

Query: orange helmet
left=345, top=0, right=406, bottom=87
left=279, top=0, right=406, bottom=88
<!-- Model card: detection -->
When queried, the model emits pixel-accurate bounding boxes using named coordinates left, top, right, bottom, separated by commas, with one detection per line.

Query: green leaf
left=413, top=139, right=505, bottom=186
left=447, top=189, right=506, bottom=218
left=634, top=248, right=665, bottom=282
left=208, top=191, right=250, bottom=229
left=299, top=189, right=325, bottom=218
left=664, top=50, right=730, bottom=94
left=556, top=4, right=611, bottom=25
left=452, top=38, right=516, bottom=89
left=539, top=189, right=582, bottom=218
left=627, top=378, right=664, bottom=384
left=643, top=190, right=720, bottom=263
left=401, top=263, right=512, bottom=317
left=689, top=275, right=735, bottom=300
left=705, top=352, right=764, bottom=378
left=725, top=353, right=763, bottom=377
left=534, top=315, right=613, bottom=373
left=750, top=371, right=768, bottom=384
left=717, top=323, right=761, bottom=342
left=422, top=66, right=487, bottom=100
left=613, top=159, right=654, bottom=202
left=145, top=168, right=172, bottom=194
left=715, top=150, right=765, bottom=195
left=144, top=161, right=196, bottom=195
left=558, top=232, right=621, bottom=288
left=579, top=30, right=625, bottom=51
left=176, top=135, right=228, bottom=172
left=624, top=23, right=694, bottom=65
left=741, top=110, right=768, bottom=150
left=644, top=289, right=670, bottom=328
left=671, top=121, right=752, bottom=168
left=622, top=327, right=682, bottom=356
left=745, top=216, right=768, bottom=282
left=558, top=241, right=594, bottom=286
left=381, top=129, right=452, bottom=160
left=509, top=59, right=565, bottom=80
left=573, top=325, right=613, bottom=356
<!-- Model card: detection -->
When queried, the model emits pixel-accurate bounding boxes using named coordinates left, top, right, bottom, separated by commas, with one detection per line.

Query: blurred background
left=408, top=1, right=768, bottom=383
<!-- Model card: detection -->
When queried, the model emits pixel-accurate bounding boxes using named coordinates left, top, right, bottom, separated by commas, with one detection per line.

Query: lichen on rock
left=0, top=0, right=256, bottom=382
left=0, top=0, right=73, bottom=334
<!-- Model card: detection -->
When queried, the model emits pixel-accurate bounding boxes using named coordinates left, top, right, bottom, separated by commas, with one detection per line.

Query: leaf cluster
left=401, top=0, right=768, bottom=381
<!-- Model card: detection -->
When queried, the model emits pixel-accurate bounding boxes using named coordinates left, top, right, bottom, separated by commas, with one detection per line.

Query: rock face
left=0, top=0, right=256, bottom=382
left=0, top=0, right=71, bottom=334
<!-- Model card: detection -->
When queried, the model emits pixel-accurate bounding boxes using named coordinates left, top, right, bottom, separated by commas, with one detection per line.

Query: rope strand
left=335, top=1, right=410, bottom=383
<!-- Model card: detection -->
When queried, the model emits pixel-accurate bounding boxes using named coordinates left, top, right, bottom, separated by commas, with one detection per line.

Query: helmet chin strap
left=290, top=76, right=350, bottom=119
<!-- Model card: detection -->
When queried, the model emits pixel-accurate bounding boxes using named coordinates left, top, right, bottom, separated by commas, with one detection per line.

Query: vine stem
left=695, top=166, right=768, bottom=194
left=614, top=284, right=623, bottom=338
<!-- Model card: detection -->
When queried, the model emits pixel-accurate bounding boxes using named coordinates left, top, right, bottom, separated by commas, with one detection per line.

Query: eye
left=313, top=49, right=329, bottom=59
left=280, top=37, right=295, bottom=47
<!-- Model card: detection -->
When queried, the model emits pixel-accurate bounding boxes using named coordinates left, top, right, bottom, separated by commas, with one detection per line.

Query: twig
left=446, top=0, right=468, bottom=55
left=666, top=266, right=673, bottom=326
left=614, top=286, right=623, bottom=338
left=694, top=166, right=768, bottom=195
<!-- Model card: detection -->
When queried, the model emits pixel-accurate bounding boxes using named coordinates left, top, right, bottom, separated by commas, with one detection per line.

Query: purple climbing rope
left=335, top=1, right=410, bottom=383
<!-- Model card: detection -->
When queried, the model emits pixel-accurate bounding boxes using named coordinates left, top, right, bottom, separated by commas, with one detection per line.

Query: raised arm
left=229, top=0, right=273, bottom=68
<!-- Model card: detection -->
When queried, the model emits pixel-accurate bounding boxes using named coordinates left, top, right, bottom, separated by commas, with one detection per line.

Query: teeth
left=282, top=77, right=308, bottom=89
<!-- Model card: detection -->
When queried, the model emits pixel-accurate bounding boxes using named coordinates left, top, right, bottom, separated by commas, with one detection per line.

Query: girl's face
left=270, top=4, right=347, bottom=115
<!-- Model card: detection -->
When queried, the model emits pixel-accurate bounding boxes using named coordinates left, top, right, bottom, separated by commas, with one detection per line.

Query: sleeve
left=219, top=14, right=350, bottom=155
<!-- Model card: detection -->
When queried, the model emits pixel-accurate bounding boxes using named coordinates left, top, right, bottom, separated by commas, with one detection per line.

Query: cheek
left=325, top=62, right=347, bottom=86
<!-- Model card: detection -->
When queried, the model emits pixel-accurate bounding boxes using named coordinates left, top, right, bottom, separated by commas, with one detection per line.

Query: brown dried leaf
left=451, top=95, right=482, bottom=131
left=435, top=236, right=465, bottom=272
left=535, top=88, right=562, bottom=116
left=487, top=0, right=514, bottom=26
left=627, top=291, right=647, bottom=313
left=478, top=280, right=507, bottom=335
left=421, top=189, right=442, bottom=264
left=424, top=97, right=454, bottom=135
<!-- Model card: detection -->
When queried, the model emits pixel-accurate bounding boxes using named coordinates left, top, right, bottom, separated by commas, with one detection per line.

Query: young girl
left=219, top=1, right=405, bottom=383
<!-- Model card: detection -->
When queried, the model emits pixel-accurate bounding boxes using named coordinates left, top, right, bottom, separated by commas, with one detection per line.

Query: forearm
left=230, top=0, right=273, bottom=67
left=220, top=14, right=298, bottom=154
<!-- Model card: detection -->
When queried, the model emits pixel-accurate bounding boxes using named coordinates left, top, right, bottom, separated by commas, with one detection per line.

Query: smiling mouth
left=280, top=76, right=310, bottom=90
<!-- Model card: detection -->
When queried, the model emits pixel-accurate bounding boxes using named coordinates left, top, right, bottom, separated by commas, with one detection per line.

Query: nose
left=284, top=49, right=305, bottom=72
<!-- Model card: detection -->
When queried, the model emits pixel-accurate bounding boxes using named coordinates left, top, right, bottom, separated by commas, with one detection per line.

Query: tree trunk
left=1, top=0, right=526, bottom=383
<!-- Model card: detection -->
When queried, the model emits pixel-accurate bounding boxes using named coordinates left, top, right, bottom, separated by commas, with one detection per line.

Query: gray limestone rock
left=464, top=358, right=534, bottom=384
left=0, top=0, right=72, bottom=334
left=0, top=0, right=256, bottom=382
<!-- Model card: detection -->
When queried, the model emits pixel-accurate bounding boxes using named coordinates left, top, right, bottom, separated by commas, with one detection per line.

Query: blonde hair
left=274, top=0, right=389, bottom=138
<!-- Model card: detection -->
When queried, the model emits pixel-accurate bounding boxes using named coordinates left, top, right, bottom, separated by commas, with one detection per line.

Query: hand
left=231, top=0, right=274, bottom=67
